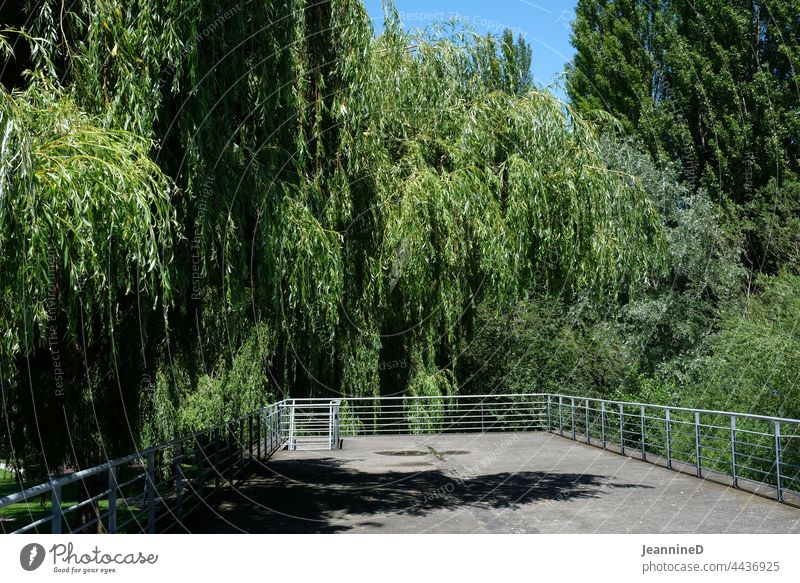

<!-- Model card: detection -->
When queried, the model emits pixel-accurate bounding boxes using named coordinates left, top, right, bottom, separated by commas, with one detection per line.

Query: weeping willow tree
left=0, top=76, right=177, bottom=475
left=1, top=0, right=664, bottom=473
left=262, top=7, right=666, bottom=401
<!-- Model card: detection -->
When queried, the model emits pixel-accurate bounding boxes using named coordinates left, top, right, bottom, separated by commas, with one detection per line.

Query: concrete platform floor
left=181, top=432, right=800, bottom=534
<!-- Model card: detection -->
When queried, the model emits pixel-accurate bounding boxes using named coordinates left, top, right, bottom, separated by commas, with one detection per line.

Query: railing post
left=730, top=416, right=737, bottom=488
left=146, top=451, right=155, bottom=534
left=558, top=396, right=563, bottom=437
left=248, top=416, right=254, bottom=461
left=585, top=400, right=590, bottom=444
left=601, top=401, right=606, bottom=449
left=330, top=401, right=341, bottom=449
left=665, top=410, right=672, bottom=469
left=336, top=403, right=341, bottom=448
left=227, top=423, right=233, bottom=475
left=546, top=395, right=551, bottom=432
left=694, top=411, right=702, bottom=478
left=619, top=404, right=624, bottom=455
left=640, top=405, right=646, bottom=461
left=195, top=435, right=205, bottom=500
left=571, top=398, right=576, bottom=440
left=480, top=402, right=485, bottom=433
left=239, top=418, right=245, bottom=471
left=51, top=484, right=63, bottom=534
left=174, top=443, right=183, bottom=523
left=775, top=421, right=783, bottom=501
left=274, top=407, right=279, bottom=449
left=277, top=406, right=281, bottom=447
left=107, top=466, right=117, bottom=534
left=329, top=402, right=334, bottom=449
left=214, top=434, right=221, bottom=493
left=289, top=400, right=297, bottom=450
left=268, top=408, right=272, bottom=450
left=256, top=413, right=261, bottom=458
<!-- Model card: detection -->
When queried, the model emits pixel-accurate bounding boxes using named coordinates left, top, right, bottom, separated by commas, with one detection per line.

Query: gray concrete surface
left=182, top=432, right=800, bottom=533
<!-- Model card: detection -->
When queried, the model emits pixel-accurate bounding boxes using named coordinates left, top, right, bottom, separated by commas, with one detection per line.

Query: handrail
left=287, top=393, right=548, bottom=402
left=547, top=393, right=800, bottom=425
left=2, top=392, right=798, bottom=533
left=543, top=394, right=799, bottom=505
left=0, top=403, right=287, bottom=534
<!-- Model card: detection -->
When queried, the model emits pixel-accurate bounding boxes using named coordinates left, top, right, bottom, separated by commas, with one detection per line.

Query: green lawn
left=1, top=463, right=153, bottom=533
left=1, top=459, right=220, bottom=533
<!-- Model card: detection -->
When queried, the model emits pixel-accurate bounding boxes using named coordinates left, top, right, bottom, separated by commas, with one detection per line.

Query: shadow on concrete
left=178, top=457, right=652, bottom=533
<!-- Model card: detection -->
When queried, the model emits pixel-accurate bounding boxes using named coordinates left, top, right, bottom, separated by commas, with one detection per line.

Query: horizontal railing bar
left=0, top=417, right=271, bottom=509
left=341, top=426, right=545, bottom=435
left=11, top=513, right=58, bottom=534
left=735, top=466, right=774, bottom=477
left=115, top=518, right=144, bottom=533
left=734, top=441, right=778, bottom=452
left=59, top=489, right=113, bottom=516
left=342, top=407, right=547, bottom=415
left=297, top=401, right=546, bottom=408
left=288, top=394, right=549, bottom=401
left=70, top=511, right=109, bottom=534
left=548, top=393, right=800, bottom=424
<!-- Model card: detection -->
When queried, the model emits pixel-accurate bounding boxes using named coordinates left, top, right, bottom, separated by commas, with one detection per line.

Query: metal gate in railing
left=282, top=399, right=342, bottom=451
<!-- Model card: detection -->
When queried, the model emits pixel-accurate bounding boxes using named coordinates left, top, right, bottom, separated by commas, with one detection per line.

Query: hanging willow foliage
left=0, top=78, right=177, bottom=361
left=1, top=1, right=665, bottom=467
left=259, top=8, right=667, bottom=398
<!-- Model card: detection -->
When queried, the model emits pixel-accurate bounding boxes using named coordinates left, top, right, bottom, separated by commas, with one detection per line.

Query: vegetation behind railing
left=2, top=393, right=798, bottom=534
left=545, top=395, right=800, bottom=502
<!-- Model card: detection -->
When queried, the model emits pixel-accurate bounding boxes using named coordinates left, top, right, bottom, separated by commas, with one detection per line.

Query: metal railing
left=284, top=399, right=342, bottom=450
left=544, top=394, right=800, bottom=504
left=332, top=393, right=548, bottom=435
left=0, top=403, right=284, bottom=534
left=2, top=392, right=798, bottom=534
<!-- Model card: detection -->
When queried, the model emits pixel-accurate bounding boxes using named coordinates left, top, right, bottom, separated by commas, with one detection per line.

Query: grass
left=1, top=455, right=234, bottom=533
left=1, top=462, right=162, bottom=533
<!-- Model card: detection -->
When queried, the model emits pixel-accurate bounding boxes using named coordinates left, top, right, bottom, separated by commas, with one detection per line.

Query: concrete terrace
left=179, top=432, right=800, bottom=534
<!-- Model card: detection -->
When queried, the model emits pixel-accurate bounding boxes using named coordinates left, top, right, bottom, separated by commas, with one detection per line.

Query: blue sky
left=362, top=0, right=578, bottom=100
